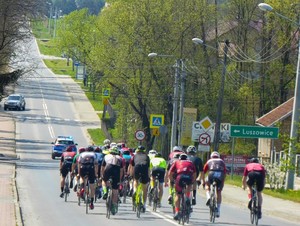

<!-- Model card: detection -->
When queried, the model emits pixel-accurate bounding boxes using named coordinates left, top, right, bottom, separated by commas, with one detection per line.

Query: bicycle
left=208, top=179, right=218, bottom=223
left=132, top=177, right=144, bottom=218
left=120, top=175, right=130, bottom=204
left=64, top=171, right=71, bottom=202
left=152, top=175, right=160, bottom=212
left=83, top=175, right=90, bottom=214
left=250, top=182, right=259, bottom=225
left=178, top=181, right=191, bottom=225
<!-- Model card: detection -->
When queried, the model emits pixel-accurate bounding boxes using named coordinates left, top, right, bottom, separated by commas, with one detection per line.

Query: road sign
left=199, top=116, right=213, bottom=131
left=150, top=114, right=164, bottom=128
left=135, top=130, right=146, bottom=141
left=230, top=125, right=279, bottom=139
left=199, top=132, right=211, bottom=145
left=102, top=88, right=111, bottom=98
left=152, top=128, right=159, bottom=136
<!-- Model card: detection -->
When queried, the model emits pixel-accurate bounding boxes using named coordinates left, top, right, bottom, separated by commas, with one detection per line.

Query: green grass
left=43, top=59, right=75, bottom=76
left=37, top=39, right=61, bottom=56
left=225, top=174, right=300, bottom=203
left=87, top=128, right=106, bottom=146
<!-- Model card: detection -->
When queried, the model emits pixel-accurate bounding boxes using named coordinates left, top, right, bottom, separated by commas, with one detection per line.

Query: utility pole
left=213, top=40, right=229, bottom=152
left=178, top=59, right=186, bottom=146
left=170, top=59, right=180, bottom=149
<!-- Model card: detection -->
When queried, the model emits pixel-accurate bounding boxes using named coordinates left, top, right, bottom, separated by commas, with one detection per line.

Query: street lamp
left=192, top=38, right=230, bottom=152
left=148, top=53, right=181, bottom=149
left=258, top=3, right=300, bottom=189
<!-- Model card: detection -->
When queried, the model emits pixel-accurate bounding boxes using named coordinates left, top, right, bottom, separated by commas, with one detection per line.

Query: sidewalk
left=1, top=75, right=300, bottom=225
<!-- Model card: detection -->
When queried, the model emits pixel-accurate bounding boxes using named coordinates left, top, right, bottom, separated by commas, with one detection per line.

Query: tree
left=0, top=0, right=46, bottom=100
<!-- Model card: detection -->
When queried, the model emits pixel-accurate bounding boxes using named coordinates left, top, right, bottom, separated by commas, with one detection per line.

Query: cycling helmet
left=78, top=147, right=86, bottom=153
left=66, top=145, right=73, bottom=152
left=110, top=142, right=117, bottom=148
left=179, top=153, right=188, bottom=160
left=210, top=151, right=220, bottom=158
left=87, top=145, right=94, bottom=152
left=110, top=146, right=119, bottom=155
left=136, top=145, right=146, bottom=152
left=249, top=157, right=259, bottom=163
left=172, top=146, right=182, bottom=152
left=173, top=153, right=181, bottom=159
left=103, top=139, right=111, bottom=145
left=149, top=150, right=158, bottom=155
left=94, top=146, right=102, bottom=153
left=186, top=145, right=196, bottom=154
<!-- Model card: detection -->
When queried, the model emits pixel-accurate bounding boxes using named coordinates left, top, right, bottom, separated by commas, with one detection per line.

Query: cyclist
left=166, top=152, right=181, bottom=204
left=128, top=145, right=150, bottom=213
left=59, top=145, right=76, bottom=198
left=71, top=147, right=86, bottom=192
left=242, top=157, right=266, bottom=219
left=102, top=139, right=111, bottom=154
left=169, top=153, right=196, bottom=220
left=101, top=146, right=124, bottom=215
left=78, top=145, right=98, bottom=210
left=149, top=152, right=167, bottom=207
left=203, top=151, right=226, bottom=218
left=186, top=145, right=204, bottom=205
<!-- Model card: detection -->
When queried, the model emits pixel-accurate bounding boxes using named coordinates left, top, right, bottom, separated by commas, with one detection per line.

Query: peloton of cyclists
left=168, top=153, right=196, bottom=220
left=203, top=151, right=226, bottom=218
left=59, top=145, right=76, bottom=198
left=128, top=145, right=150, bottom=213
left=242, top=157, right=266, bottom=219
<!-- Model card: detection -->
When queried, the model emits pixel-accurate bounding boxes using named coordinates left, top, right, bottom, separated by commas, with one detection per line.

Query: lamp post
left=192, top=38, right=230, bottom=152
left=148, top=53, right=181, bottom=149
left=258, top=3, right=300, bottom=189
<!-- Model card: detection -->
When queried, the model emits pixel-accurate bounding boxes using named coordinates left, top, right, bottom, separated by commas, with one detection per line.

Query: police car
left=51, top=136, right=77, bottom=159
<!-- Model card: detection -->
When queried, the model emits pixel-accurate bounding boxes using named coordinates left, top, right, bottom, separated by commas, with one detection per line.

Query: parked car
left=51, top=135, right=77, bottom=159
left=4, top=94, right=26, bottom=111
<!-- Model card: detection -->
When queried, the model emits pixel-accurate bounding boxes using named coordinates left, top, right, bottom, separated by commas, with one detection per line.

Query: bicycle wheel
left=250, top=198, right=254, bottom=224
left=210, top=194, right=216, bottom=223
left=179, top=194, right=185, bottom=225
left=253, top=199, right=258, bottom=225
left=171, top=188, right=176, bottom=214
left=152, top=185, right=158, bottom=212
left=85, top=181, right=89, bottom=214
left=77, top=179, right=81, bottom=206
left=106, top=188, right=112, bottom=219
left=136, top=193, right=142, bottom=218
left=64, top=173, right=69, bottom=202
left=122, top=180, right=127, bottom=204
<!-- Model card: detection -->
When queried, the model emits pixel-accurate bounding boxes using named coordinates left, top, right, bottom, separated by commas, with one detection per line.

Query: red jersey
left=243, top=163, right=266, bottom=177
left=61, top=151, right=76, bottom=163
left=169, top=159, right=196, bottom=176
left=203, top=158, right=226, bottom=174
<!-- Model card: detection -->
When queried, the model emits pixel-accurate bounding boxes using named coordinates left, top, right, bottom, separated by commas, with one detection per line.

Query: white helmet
left=186, top=145, right=196, bottom=153
left=149, top=150, right=157, bottom=155
left=172, top=146, right=182, bottom=152
left=210, top=151, right=220, bottom=158
left=103, top=139, right=111, bottom=145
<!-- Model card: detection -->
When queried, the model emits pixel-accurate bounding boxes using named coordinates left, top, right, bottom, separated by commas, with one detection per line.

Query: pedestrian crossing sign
left=150, top=114, right=164, bottom=128
left=102, top=88, right=110, bottom=98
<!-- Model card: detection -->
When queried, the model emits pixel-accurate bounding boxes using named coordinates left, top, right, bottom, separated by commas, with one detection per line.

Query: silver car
left=4, top=94, right=26, bottom=111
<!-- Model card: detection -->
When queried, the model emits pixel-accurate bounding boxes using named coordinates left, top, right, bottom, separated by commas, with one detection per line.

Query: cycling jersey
left=244, top=163, right=266, bottom=192
left=150, top=156, right=167, bottom=170
left=187, top=154, right=203, bottom=176
left=60, top=152, right=76, bottom=177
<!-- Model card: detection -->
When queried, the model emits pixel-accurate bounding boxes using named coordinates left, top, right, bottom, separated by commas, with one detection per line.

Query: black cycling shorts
left=103, top=164, right=121, bottom=189
left=151, top=167, right=165, bottom=183
left=175, top=174, right=192, bottom=194
left=134, top=164, right=149, bottom=184
left=61, top=162, right=72, bottom=177
left=80, top=165, right=95, bottom=184
left=246, top=171, right=265, bottom=192
left=207, top=171, right=225, bottom=191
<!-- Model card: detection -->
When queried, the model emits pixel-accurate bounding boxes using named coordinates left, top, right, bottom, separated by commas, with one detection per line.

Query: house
left=255, top=97, right=293, bottom=162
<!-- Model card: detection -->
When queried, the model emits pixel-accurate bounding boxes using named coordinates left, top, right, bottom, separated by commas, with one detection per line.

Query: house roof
left=255, top=97, right=294, bottom=127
